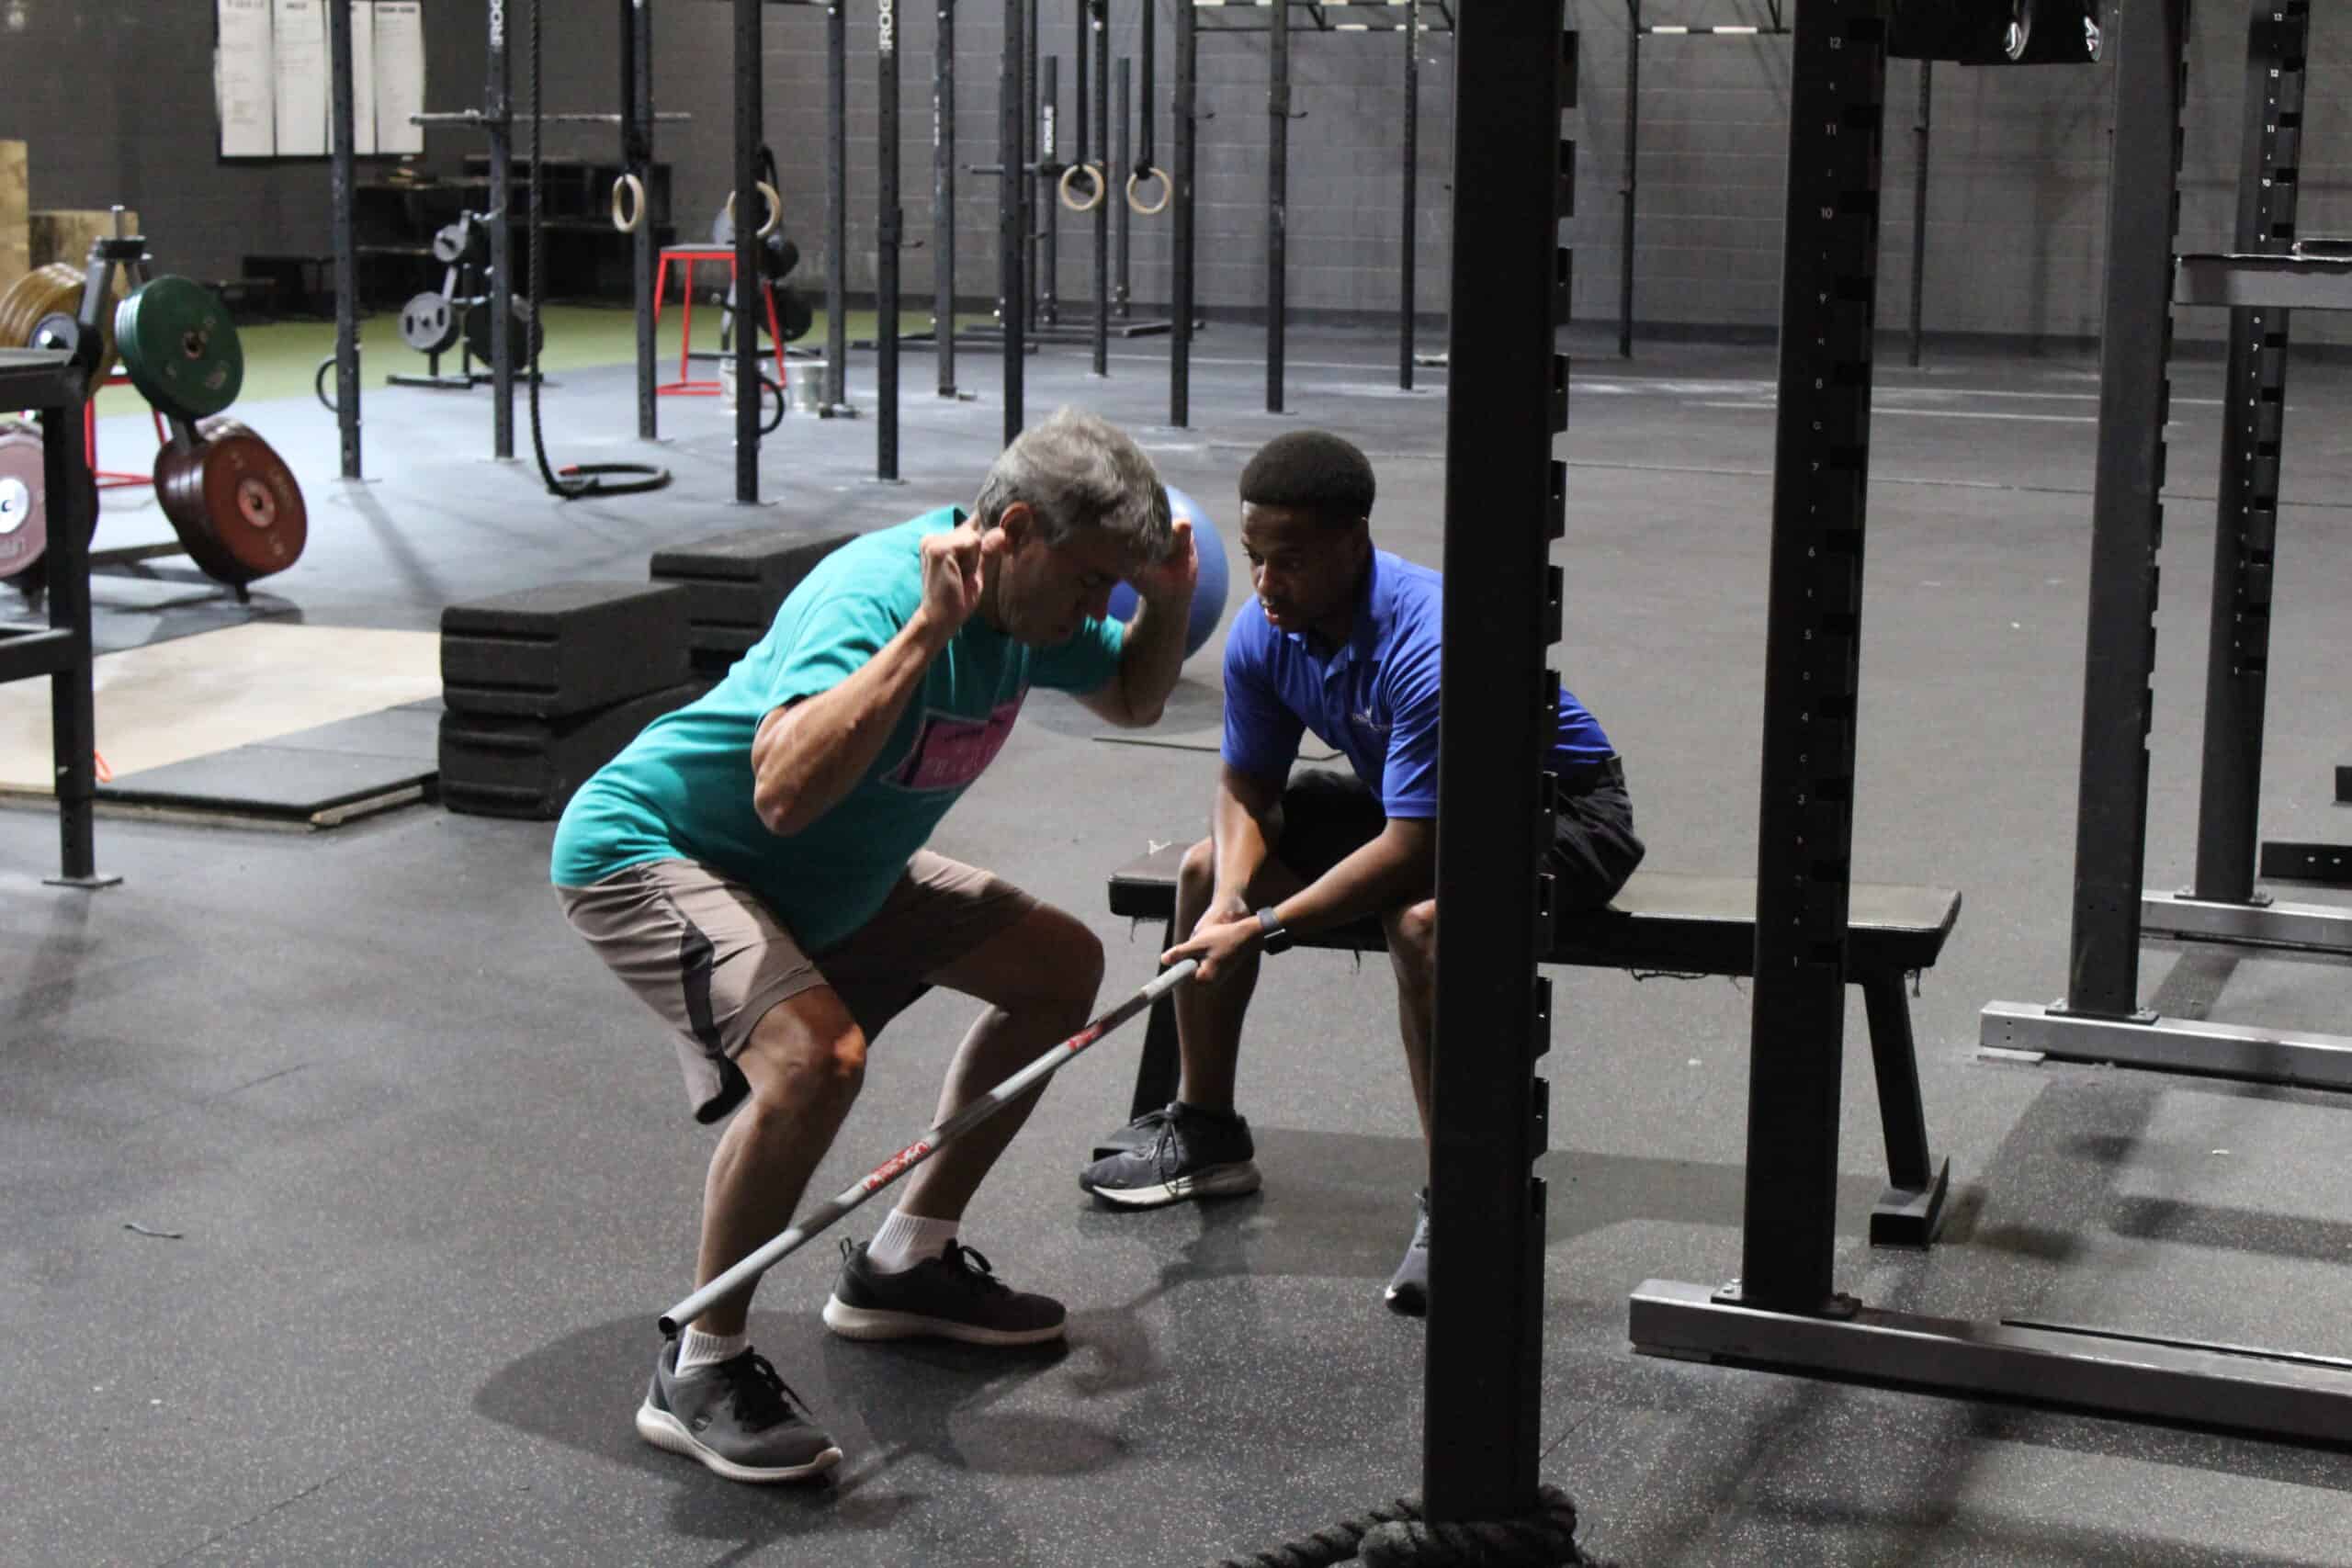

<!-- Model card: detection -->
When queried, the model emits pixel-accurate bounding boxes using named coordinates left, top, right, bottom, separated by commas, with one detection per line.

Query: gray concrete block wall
left=1573, top=0, right=2352, bottom=346
left=639, top=3, right=1456, bottom=325
left=8, top=1, right=2351, bottom=350
left=0, top=2, right=472, bottom=285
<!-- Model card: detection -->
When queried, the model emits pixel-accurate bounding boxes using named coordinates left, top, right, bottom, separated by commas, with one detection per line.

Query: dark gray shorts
left=556, top=852, right=1035, bottom=1122
left=1273, top=761, right=1646, bottom=916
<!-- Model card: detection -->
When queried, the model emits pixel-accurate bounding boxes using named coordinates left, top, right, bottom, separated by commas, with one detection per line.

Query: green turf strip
left=90, top=304, right=990, bottom=412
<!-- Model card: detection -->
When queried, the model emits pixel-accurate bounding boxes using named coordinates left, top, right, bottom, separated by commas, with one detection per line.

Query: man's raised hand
left=917, top=521, right=1003, bottom=641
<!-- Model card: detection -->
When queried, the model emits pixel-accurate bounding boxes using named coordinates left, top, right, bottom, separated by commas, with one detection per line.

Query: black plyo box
left=649, top=528, right=857, bottom=629
left=439, top=681, right=707, bottom=820
left=440, top=581, right=692, bottom=719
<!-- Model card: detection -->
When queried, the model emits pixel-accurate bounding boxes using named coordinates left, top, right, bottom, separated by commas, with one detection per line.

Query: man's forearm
left=1210, top=773, right=1282, bottom=905
left=1273, top=829, right=1432, bottom=936
left=1106, top=591, right=1191, bottom=726
left=753, top=612, right=949, bottom=834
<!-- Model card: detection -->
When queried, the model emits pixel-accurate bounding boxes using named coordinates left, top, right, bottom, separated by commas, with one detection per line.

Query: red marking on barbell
left=863, top=1138, right=933, bottom=1190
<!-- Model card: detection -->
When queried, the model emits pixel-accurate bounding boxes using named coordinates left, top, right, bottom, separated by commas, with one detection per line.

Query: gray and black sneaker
left=1384, top=1188, right=1430, bottom=1317
left=1078, top=1101, right=1262, bottom=1208
left=822, top=1238, right=1068, bottom=1347
left=636, top=1340, right=842, bottom=1483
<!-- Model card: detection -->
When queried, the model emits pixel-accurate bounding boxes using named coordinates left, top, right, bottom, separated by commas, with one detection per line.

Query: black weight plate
left=776, top=286, right=814, bottom=344
left=464, top=297, right=544, bottom=366
left=400, top=293, right=460, bottom=355
left=763, top=233, right=800, bottom=281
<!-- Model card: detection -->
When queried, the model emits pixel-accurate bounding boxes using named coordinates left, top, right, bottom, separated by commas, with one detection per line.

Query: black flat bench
left=1103, top=843, right=1960, bottom=1247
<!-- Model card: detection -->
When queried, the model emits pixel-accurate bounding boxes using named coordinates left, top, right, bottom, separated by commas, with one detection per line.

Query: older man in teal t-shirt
left=552, top=410, right=1196, bottom=1484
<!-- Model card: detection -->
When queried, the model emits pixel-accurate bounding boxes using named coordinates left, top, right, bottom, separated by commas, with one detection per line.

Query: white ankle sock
left=675, top=1326, right=748, bottom=1375
left=865, top=1209, right=958, bottom=1274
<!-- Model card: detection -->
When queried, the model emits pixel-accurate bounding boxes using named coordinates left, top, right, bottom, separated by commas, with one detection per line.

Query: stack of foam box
left=650, top=527, right=857, bottom=682
left=437, top=581, right=700, bottom=819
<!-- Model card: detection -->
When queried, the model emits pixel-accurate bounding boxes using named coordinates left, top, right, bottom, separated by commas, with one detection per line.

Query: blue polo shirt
left=1220, top=549, right=1614, bottom=818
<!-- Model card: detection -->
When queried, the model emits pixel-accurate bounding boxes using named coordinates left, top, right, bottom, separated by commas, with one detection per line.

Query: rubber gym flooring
left=5, top=310, right=2351, bottom=1567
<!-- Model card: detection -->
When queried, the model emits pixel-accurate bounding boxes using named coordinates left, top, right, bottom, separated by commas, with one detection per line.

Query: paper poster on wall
left=218, top=0, right=423, bottom=157
left=216, top=0, right=278, bottom=159
left=272, top=0, right=330, bottom=157
left=372, top=3, right=426, bottom=156
left=349, top=3, right=379, bottom=156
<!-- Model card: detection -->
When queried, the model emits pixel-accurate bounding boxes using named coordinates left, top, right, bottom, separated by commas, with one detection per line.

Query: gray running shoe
left=1384, top=1188, right=1430, bottom=1317
left=1077, top=1101, right=1262, bottom=1208
left=635, top=1340, right=842, bottom=1483
left=822, top=1238, right=1068, bottom=1346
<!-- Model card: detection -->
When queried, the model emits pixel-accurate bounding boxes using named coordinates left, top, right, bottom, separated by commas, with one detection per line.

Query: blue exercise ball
left=1107, top=485, right=1231, bottom=659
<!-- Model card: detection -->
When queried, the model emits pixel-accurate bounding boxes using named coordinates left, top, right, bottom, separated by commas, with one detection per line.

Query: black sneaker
left=635, top=1340, right=842, bottom=1483
left=822, top=1239, right=1068, bottom=1346
left=1077, top=1101, right=1262, bottom=1208
left=1384, top=1189, right=1430, bottom=1317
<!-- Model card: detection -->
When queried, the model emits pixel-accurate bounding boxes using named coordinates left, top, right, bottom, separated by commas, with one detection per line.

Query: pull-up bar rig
left=1175, top=0, right=1457, bottom=418
left=321, top=1, right=695, bottom=479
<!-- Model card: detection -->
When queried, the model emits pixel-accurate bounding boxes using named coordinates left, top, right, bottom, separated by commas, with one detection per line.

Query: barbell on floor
left=656, top=959, right=1199, bottom=1337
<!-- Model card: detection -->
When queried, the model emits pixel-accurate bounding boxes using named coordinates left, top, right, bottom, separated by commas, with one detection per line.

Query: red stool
left=654, top=247, right=791, bottom=398
left=86, top=367, right=169, bottom=491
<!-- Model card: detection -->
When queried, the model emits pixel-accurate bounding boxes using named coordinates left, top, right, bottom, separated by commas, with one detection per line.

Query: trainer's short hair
left=1238, top=430, right=1376, bottom=528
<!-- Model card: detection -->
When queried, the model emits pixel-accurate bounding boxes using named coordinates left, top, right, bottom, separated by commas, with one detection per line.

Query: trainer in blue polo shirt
left=1218, top=545, right=1616, bottom=820
left=1079, top=430, right=1646, bottom=1321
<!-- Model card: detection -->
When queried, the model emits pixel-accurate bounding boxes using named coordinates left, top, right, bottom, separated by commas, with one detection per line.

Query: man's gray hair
left=972, top=408, right=1173, bottom=561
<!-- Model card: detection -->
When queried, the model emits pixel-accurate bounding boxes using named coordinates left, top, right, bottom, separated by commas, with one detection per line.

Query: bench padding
left=1107, top=845, right=1961, bottom=976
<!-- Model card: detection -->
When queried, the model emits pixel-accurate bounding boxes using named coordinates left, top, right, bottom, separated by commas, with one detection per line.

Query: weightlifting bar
left=967, top=162, right=1071, bottom=177
left=657, top=960, right=1199, bottom=1337
left=412, top=109, right=694, bottom=128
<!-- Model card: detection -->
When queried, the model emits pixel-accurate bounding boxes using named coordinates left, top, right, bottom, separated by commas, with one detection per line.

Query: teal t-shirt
left=550, top=509, right=1125, bottom=951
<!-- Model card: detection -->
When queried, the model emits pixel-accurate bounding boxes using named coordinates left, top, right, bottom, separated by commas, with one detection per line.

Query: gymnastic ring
left=610, top=173, right=647, bottom=234
left=1058, top=163, right=1108, bottom=214
left=1125, top=166, right=1171, bottom=217
left=726, top=181, right=785, bottom=240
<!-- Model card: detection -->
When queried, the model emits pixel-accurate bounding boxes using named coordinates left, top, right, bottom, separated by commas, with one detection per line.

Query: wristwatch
left=1255, top=908, right=1294, bottom=954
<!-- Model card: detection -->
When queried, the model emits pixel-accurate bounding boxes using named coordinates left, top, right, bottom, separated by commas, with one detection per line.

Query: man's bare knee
left=1385, top=898, right=1437, bottom=980
left=1032, top=908, right=1106, bottom=1023
left=1177, top=837, right=1216, bottom=904
left=739, top=993, right=868, bottom=1123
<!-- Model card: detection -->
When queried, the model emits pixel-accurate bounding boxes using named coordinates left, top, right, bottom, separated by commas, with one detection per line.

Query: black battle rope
left=1203, top=1485, right=1613, bottom=1568
left=527, top=0, right=670, bottom=499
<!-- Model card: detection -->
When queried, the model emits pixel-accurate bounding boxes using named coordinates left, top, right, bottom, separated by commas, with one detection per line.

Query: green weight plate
left=115, top=276, right=245, bottom=421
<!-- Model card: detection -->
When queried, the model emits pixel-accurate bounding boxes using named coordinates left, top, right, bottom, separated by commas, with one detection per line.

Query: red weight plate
left=198, top=428, right=308, bottom=581
left=0, top=422, right=49, bottom=584
left=153, top=426, right=307, bottom=586
left=153, top=437, right=250, bottom=586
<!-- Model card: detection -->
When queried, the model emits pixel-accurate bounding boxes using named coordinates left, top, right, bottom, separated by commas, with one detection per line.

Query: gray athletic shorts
left=556, top=852, right=1035, bottom=1122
